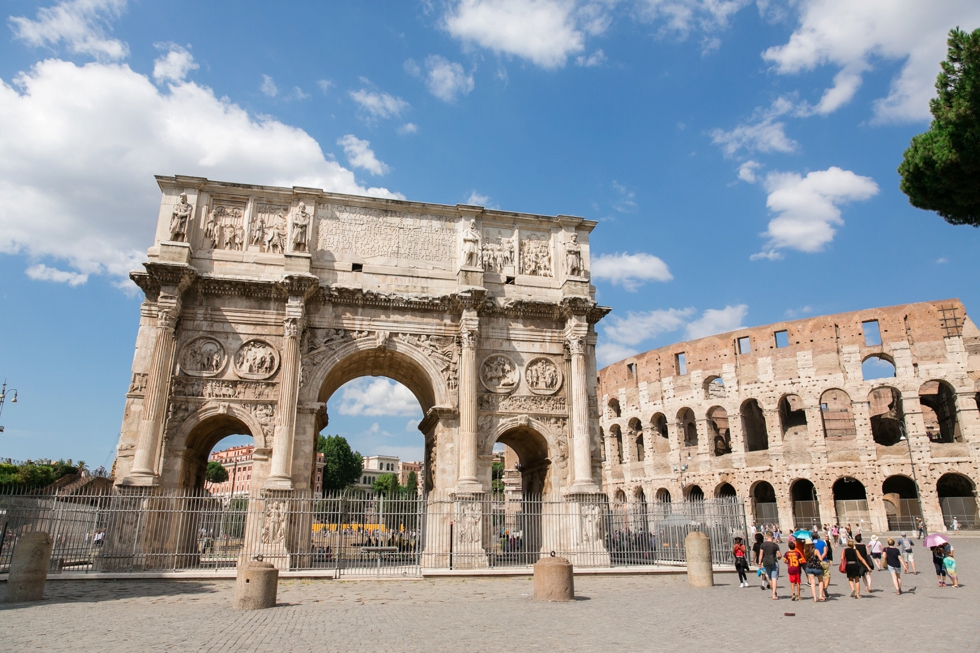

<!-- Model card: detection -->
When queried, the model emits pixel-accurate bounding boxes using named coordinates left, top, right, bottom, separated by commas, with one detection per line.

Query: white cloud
left=752, top=166, right=879, bottom=260
left=737, top=160, right=761, bottom=183
left=316, top=79, right=334, bottom=93
left=25, top=263, right=87, bottom=286
left=442, top=0, right=591, bottom=69
left=260, top=74, right=278, bottom=97
left=424, top=55, right=475, bottom=102
left=8, top=0, right=128, bottom=61
left=596, top=342, right=640, bottom=367
left=591, top=252, right=673, bottom=291
left=684, top=304, right=747, bottom=339
left=152, top=43, right=197, bottom=84
left=575, top=49, right=606, bottom=67
left=603, top=308, right=694, bottom=346
left=762, top=0, right=980, bottom=122
left=710, top=97, right=798, bottom=157
left=635, top=0, right=751, bottom=37
left=337, top=378, right=423, bottom=417
left=337, top=134, right=390, bottom=176
left=0, top=59, right=402, bottom=284
left=784, top=305, right=813, bottom=318
left=349, top=88, right=409, bottom=120
left=466, top=191, right=491, bottom=206
left=397, top=122, right=418, bottom=135
left=611, top=180, right=637, bottom=212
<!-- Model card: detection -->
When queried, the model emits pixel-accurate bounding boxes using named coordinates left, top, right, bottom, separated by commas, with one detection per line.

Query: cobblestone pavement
left=3, top=537, right=977, bottom=653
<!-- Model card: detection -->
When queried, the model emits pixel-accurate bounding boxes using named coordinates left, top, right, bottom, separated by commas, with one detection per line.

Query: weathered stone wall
left=597, top=300, right=980, bottom=532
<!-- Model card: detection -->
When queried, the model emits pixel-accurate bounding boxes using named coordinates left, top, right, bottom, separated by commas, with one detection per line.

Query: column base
left=262, top=475, right=294, bottom=491
left=118, top=472, right=160, bottom=487
left=453, top=479, right=485, bottom=494
left=563, top=482, right=601, bottom=496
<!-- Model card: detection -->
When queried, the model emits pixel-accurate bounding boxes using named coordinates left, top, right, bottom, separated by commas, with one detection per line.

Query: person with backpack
left=868, top=534, right=884, bottom=571
left=843, top=539, right=872, bottom=598
left=884, top=538, right=905, bottom=595
left=897, top=532, right=917, bottom=575
left=732, top=536, right=749, bottom=588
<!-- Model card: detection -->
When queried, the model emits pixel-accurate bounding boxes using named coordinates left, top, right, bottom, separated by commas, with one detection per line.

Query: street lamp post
left=0, top=380, right=19, bottom=433
left=900, top=424, right=928, bottom=537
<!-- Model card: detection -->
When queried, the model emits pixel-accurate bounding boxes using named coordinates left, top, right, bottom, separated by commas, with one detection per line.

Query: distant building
left=205, top=444, right=325, bottom=496
left=357, top=455, right=401, bottom=489
left=399, top=460, right=423, bottom=489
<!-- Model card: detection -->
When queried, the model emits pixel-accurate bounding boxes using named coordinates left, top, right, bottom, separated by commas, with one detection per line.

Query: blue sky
left=1, top=0, right=978, bottom=466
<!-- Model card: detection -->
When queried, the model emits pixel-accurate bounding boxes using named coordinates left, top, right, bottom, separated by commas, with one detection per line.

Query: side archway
left=172, top=404, right=268, bottom=490
left=937, top=473, right=978, bottom=530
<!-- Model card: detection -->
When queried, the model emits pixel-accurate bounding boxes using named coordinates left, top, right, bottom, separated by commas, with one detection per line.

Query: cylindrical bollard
left=685, top=531, right=714, bottom=587
left=233, top=559, right=279, bottom=610
left=533, top=555, right=574, bottom=602
left=5, top=531, right=54, bottom=603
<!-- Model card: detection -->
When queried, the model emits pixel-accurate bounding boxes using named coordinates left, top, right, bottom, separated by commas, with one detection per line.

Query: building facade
left=205, top=444, right=325, bottom=496
left=597, top=300, right=980, bottom=532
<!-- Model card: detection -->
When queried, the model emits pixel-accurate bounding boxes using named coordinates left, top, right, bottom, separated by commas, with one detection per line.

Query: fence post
left=5, top=531, right=54, bottom=603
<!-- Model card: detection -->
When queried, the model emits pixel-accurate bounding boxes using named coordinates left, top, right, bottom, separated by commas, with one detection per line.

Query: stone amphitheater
left=596, top=299, right=980, bottom=532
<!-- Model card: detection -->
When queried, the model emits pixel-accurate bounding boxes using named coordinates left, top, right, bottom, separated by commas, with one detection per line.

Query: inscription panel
left=316, top=204, right=457, bottom=266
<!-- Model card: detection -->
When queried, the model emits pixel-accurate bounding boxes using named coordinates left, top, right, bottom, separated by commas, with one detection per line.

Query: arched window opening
left=598, top=427, right=606, bottom=462
left=715, top=482, right=737, bottom=499
left=862, top=354, right=896, bottom=381
left=790, top=479, right=819, bottom=530
left=820, top=389, right=856, bottom=438
left=919, top=380, right=961, bottom=443
left=654, top=487, right=672, bottom=518
left=650, top=413, right=670, bottom=454
left=937, top=473, right=979, bottom=530
left=741, top=399, right=769, bottom=452
left=608, top=398, right=621, bottom=418
left=704, top=376, right=725, bottom=400
left=678, top=408, right=698, bottom=448
left=708, top=406, right=731, bottom=456
left=611, top=424, right=624, bottom=464
left=833, top=477, right=869, bottom=528
left=882, top=475, right=922, bottom=531
left=203, top=433, right=256, bottom=497
left=752, top=481, right=778, bottom=527
left=778, top=394, right=807, bottom=436
left=685, top=485, right=704, bottom=502
left=628, top=418, right=645, bottom=462
left=656, top=488, right=671, bottom=503
left=869, top=387, right=906, bottom=446
left=615, top=489, right=627, bottom=504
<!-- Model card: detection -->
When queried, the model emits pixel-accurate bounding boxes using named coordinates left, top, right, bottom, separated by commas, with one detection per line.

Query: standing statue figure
left=169, top=192, right=193, bottom=242
left=565, top=233, right=584, bottom=277
left=462, top=219, right=481, bottom=268
left=291, top=202, right=311, bottom=252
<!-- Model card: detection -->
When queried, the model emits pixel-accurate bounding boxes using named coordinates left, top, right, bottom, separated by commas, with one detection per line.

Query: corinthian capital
left=566, top=335, right=586, bottom=355
left=460, top=325, right=479, bottom=349
left=156, top=306, right=178, bottom=330
left=284, top=317, right=303, bottom=339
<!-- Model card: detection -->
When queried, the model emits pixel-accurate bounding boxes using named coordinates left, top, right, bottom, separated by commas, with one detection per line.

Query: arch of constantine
left=597, top=300, right=980, bottom=532
left=113, top=175, right=610, bottom=568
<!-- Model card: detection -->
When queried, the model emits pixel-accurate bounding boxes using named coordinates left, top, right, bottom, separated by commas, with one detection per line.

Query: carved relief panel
left=481, top=227, right=518, bottom=274
left=234, top=340, right=280, bottom=380
left=525, top=357, right=563, bottom=395
left=480, top=354, right=519, bottom=394
left=204, top=198, right=247, bottom=251
left=249, top=203, right=289, bottom=254
left=315, top=204, right=457, bottom=266
left=179, top=337, right=227, bottom=377
left=519, top=231, right=553, bottom=277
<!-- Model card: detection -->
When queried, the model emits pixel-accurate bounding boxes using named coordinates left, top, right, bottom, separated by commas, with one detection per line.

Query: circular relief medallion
left=524, top=357, right=563, bottom=395
left=179, top=337, right=226, bottom=378
left=234, top=340, right=280, bottom=380
left=480, top=354, right=520, bottom=394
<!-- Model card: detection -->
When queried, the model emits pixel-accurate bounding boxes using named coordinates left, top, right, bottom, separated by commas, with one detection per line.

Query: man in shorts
left=783, top=544, right=803, bottom=601
left=898, top=532, right=917, bottom=575
left=761, top=532, right=780, bottom=600
left=811, top=530, right=831, bottom=592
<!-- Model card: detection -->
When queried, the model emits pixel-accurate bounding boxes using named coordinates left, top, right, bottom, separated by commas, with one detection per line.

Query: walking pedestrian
left=843, top=539, right=872, bottom=598
left=917, top=518, right=925, bottom=540
left=760, top=532, right=780, bottom=600
left=932, top=545, right=948, bottom=587
left=884, top=538, right=904, bottom=595
left=784, top=541, right=803, bottom=601
left=943, top=551, right=959, bottom=587
left=868, top=534, right=884, bottom=571
left=753, top=532, right=768, bottom=590
left=897, top=532, right=917, bottom=575
left=803, top=541, right=825, bottom=602
left=733, top=537, right=749, bottom=588
left=811, top=530, right=831, bottom=595
left=855, top=534, right=873, bottom=593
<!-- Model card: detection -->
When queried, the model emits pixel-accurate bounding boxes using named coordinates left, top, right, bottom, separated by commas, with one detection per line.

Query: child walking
left=943, top=551, right=959, bottom=588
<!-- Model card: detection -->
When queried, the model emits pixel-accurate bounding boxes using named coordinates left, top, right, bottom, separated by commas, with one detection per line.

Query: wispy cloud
left=349, top=88, right=409, bottom=121
left=9, top=0, right=129, bottom=61
left=337, top=135, right=390, bottom=176
left=591, top=253, right=672, bottom=291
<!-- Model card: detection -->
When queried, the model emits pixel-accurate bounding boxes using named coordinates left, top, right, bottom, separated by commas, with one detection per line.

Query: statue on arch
left=291, top=202, right=311, bottom=252
left=462, top=219, right=481, bottom=268
left=169, top=192, right=193, bottom=242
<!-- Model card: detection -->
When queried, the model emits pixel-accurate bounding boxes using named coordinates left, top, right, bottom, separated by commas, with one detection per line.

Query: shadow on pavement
left=0, top=579, right=225, bottom=607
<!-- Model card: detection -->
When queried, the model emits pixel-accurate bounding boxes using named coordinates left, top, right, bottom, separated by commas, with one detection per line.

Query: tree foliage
left=0, top=459, right=79, bottom=488
left=205, top=461, right=229, bottom=484
left=491, top=460, right=505, bottom=494
left=372, top=472, right=400, bottom=496
left=899, top=27, right=980, bottom=226
left=406, top=470, right=418, bottom=498
left=316, top=434, right=364, bottom=493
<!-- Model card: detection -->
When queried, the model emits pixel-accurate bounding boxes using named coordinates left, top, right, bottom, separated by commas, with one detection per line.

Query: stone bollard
left=533, top=555, right=574, bottom=602
left=685, top=531, right=714, bottom=587
left=5, top=531, right=54, bottom=603
left=233, top=558, right=279, bottom=610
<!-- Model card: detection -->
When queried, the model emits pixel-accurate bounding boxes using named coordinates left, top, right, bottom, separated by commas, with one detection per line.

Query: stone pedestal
left=284, top=252, right=311, bottom=274
left=233, top=559, right=279, bottom=610
left=685, top=531, right=714, bottom=587
left=158, top=241, right=192, bottom=265
left=533, top=556, right=574, bottom=601
left=5, top=532, right=53, bottom=603
left=451, top=494, right=489, bottom=569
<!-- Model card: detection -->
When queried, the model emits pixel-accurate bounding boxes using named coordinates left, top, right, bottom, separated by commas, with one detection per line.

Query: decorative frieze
left=477, top=393, right=567, bottom=414
left=316, top=204, right=457, bottom=264
left=179, top=337, right=226, bottom=377
left=172, top=377, right=278, bottom=400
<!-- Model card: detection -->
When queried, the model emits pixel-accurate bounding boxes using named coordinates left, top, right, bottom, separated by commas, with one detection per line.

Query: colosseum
left=597, top=299, right=980, bottom=533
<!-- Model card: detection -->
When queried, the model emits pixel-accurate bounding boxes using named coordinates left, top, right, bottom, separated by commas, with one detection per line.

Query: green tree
left=406, top=470, right=418, bottom=498
left=899, top=27, right=980, bottom=225
left=372, top=472, right=400, bottom=496
left=491, top=460, right=505, bottom=494
left=205, top=461, right=229, bottom=484
left=316, top=434, right=364, bottom=494
left=0, top=459, right=79, bottom=488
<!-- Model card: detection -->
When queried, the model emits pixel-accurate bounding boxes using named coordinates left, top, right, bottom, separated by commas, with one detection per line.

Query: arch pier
left=113, top=177, right=611, bottom=570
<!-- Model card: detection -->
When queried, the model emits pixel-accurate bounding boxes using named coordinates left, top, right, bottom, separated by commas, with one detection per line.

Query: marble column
left=455, top=320, right=482, bottom=493
left=129, top=302, right=180, bottom=482
left=265, top=301, right=304, bottom=490
left=568, top=335, right=597, bottom=492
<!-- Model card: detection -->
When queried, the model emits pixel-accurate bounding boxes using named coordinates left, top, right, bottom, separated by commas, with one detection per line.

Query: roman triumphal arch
left=114, top=175, right=610, bottom=567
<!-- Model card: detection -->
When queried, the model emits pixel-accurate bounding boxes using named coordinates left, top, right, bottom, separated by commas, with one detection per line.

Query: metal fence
left=940, top=497, right=980, bottom=530
left=0, top=486, right=747, bottom=576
